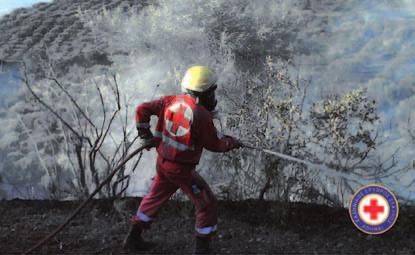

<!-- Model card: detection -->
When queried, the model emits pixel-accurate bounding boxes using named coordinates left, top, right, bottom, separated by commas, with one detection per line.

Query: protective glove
left=231, top=136, right=244, bottom=149
left=224, top=135, right=244, bottom=149
left=138, top=129, right=156, bottom=150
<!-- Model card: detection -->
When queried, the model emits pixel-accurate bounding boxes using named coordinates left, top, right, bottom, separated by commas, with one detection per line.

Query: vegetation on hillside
left=0, top=0, right=414, bottom=206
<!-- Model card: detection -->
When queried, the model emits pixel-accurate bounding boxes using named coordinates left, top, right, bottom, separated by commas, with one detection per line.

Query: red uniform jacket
left=136, top=95, right=235, bottom=164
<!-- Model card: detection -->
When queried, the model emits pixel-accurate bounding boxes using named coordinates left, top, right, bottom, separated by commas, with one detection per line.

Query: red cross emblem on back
left=363, top=198, right=385, bottom=220
left=164, top=102, right=193, bottom=137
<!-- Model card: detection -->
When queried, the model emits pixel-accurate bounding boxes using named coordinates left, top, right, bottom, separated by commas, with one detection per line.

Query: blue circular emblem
left=349, top=184, right=398, bottom=234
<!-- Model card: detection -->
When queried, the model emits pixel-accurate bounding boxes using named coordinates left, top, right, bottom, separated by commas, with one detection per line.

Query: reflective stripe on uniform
left=154, top=131, right=195, bottom=151
left=137, top=211, right=152, bottom=222
left=195, top=225, right=217, bottom=235
left=136, top=122, right=150, bottom=129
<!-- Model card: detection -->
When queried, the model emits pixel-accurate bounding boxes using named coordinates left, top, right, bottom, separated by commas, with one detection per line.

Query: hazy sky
left=0, top=0, right=52, bottom=16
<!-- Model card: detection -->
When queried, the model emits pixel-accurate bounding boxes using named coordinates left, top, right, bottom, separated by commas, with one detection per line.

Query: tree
left=307, top=88, right=407, bottom=204
left=1, top=58, right=143, bottom=199
left=212, top=56, right=314, bottom=205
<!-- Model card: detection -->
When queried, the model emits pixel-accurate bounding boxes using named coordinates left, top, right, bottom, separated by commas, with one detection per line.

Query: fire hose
left=23, top=141, right=366, bottom=254
left=22, top=144, right=149, bottom=255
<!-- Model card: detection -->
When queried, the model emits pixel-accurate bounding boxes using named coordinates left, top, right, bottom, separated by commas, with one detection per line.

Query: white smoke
left=2, top=0, right=415, bottom=202
left=290, top=0, right=415, bottom=205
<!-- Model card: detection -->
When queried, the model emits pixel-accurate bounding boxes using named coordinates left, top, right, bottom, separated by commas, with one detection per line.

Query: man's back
left=136, top=94, right=233, bottom=165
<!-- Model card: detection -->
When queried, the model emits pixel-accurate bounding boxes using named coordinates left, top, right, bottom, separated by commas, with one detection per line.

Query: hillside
left=1, top=198, right=415, bottom=254
left=1, top=1, right=415, bottom=254
left=0, top=0, right=155, bottom=78
left=0, top=0, right=147, bottom=59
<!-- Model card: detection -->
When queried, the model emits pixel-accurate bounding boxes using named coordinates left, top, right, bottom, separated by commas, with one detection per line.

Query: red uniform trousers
left=132, top=156, right=218, bottom=238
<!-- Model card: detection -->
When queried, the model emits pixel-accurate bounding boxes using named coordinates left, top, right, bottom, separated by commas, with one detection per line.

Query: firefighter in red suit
left=123, top=66, right=244, bottom=254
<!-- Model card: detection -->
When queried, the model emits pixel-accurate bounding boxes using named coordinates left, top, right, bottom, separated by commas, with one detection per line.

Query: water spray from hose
left=243, top=143, right=414, bottom=201
left=243, top=143, right=374, bottom=187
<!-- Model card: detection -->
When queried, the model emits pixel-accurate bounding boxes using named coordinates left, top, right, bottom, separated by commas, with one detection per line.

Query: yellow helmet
left=181, top=66, right=217, bottom=93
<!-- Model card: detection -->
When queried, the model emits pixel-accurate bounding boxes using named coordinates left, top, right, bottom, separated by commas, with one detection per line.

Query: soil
left=1, top=198, right=415, bottom=255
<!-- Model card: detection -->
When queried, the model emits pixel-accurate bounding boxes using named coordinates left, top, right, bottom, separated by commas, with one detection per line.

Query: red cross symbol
left=363, top=198, right=385, bottom=220
left=165, top=103, right=193, bottom=136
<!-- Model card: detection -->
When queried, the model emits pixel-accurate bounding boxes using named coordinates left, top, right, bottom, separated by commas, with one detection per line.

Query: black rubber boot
left=122, top=225, right=155, bottom=251
left=193, top=236, right=211, bottom=254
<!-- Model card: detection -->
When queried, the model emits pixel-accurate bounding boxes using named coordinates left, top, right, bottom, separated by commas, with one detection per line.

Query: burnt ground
left=1, top=198, right=415, bottom=255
